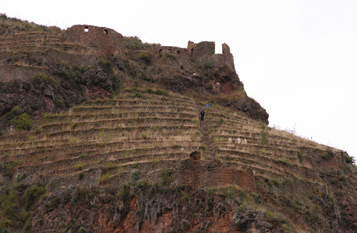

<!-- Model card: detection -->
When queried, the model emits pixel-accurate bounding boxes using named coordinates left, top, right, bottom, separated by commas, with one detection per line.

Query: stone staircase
left=198, top=107, right=217, bottom=160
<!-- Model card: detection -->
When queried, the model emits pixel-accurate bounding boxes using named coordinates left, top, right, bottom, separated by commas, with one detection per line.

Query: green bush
left=99, top=60, right=120, bottom=91
left=297, top=151, right=303, bottom=163
left=182, top=193, right=190, bottom=203
left=260, top=131, right=269, bottom=145
left=321, top=149, right=334, bottom=159
left=131, top=170, right=141, bottom=181
left=117, top=183, right=130, bottom=201
left=33, top=73, right=58, bottom=88
left=10, top=113, right=32, bottom=130
left=78, top=172, right=84, bottom=180
left=272, top=178, right=280, bottom=187
left=202, top=62, right=213, bottom=70
left=160, top=168, right=170, bottom=185
left=134, top=92, right=142, bottom=98
left=139, top=53, right=151, bottom=65
left=124, top=36, right=151, bottom=50
left=154, top=89, right=168, bottom=96
left=136, top=179, right=149, bottom=190
left=25, top=184, right=46, bottom=210
left=180, top=220, right=190, bottom=230
left=141, top=133, right=148, bottom=139
left=5, top=106, right=21, bottom=121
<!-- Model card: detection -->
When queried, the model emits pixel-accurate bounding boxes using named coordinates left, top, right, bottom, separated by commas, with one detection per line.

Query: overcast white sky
left=2, top=0, right=357, bottom=159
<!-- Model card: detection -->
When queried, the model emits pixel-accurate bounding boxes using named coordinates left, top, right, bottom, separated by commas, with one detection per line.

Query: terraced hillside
left=1, top=88, right=356, bottom=232
left=1, top=16, right=357, bottom=233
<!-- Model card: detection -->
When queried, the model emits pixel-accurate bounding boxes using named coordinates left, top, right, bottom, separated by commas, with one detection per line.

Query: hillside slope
left=0, top=15, right=356, bottom=233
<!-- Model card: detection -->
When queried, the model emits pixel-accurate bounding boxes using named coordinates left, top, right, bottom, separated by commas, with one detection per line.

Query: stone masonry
left=66, top=25, right=125, bottom=58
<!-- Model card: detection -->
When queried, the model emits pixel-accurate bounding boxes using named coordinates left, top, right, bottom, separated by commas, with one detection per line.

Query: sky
left=2, top=0, right=356, bottom=159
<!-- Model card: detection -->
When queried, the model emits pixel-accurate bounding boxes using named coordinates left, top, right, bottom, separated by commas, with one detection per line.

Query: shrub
left=25, top=184, right=46, bottom=210
left=212, top=68, right=219, bottom=76
left=281, top=157, right=289, bottom=165
left=78, top=226, right=86, bottom=233
left=227, top=190, right=235, bottom=199
left=272, top=178, right=280, bottom=187
left=99, top=172, right=111, bottom=185
left=67, top=137, right=78, bottom=144
left=321, top=149, right=334, bottom=159
left=124, top=36, right=151, bottom=50
left=78, top=172, right=84, bottom=180
left=141, top=133, right=148, bottom=139
left=134, top=92, right=142, bottom=98
left=99, top=59, right=120, bottom=91
left=136, top=179, right=149, bottom=190
left=139, top=53, right=151, bottom=65
left=5, top=106, right=21, bottom=121
left=146, top=88, right=153, bottom=94
left=202, top=62, right=213, bottom=70
left=117, top=183, right=130, bottom=201
left=10, top=113, right=32, bottom=130
left=154, top=89, right=168, bottom=96
left=260, top=131, right=269, bottom=145
left=182, top=193, right=190, bottom=203
left=15, top=172, right=27, bottom=181
left=206, top=197, right=214, bottom=211
left=33, top=73, right=58, bottom=87
left=131, top=170, right=141, bottom=182
left=160, top=167, right=170, bottom=185
left=297, top=151, right=303, bottom=163
left=181, top=220, right=190, bottom=230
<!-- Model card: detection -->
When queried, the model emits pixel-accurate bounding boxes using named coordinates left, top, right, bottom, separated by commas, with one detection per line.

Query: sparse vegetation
left=9, top=113, right=32, bottom=130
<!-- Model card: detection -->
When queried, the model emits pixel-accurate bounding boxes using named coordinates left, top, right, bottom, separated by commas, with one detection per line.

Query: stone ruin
left=66, top=25, right=125, bottom=58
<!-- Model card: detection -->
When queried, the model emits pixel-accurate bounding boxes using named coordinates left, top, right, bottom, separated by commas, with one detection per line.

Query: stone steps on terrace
left=41, top=123, right=199, bottom=138
left=45, top=111, right=196, bottom=123
left=217, top=144, right=300, bottom=162
left=222, top=160, right=286, bottom=180
left=208, top=111, right=259, bottom=125
left=72, top=102, right=196, bottom=112
left=40, top=117, right=196, bottom=133
left=0, top=124, right=199, bottom=149
left=3, top=137, right=200, bottom=161
left=215, top=132, right=315, bottom=149
left=84, top=96, right=197, bottom=106
left=15, top=149, right=191, bottom=186
left=19, top=150, right=189, bottom=180
left=217, top=149, right=319, bottom=180
left=216, top=139, right=303, bottom=153
left=0, top=37, right=61, bottom=45
left=0, top=43, right=85, bottom=53
left=46, top=158, right=182, bottom=194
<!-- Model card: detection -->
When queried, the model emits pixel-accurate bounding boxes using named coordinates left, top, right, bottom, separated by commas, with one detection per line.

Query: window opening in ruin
left=104, top=29, right=108, bottom=35
left=159, top=49, right=162, bottom=53
left=177, top=50, right=180, bottom=54
left=168, top=49, right=172, bottom=53
left=84, top=26, right=89, bottom=32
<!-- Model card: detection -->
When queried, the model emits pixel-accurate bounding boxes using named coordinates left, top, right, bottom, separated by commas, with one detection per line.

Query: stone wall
left=189, top=41, right=216, bottom=60
left=66, top=25, right=125, bottom=58
left=179, top=159, right=257, bottom=193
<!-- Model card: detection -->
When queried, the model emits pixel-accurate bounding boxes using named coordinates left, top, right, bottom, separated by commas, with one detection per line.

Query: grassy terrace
left=0, top=89, right=342, bottom=192
left=0, top=32, right=87, bottom=54
left=205, top=106, right=337, bottom=182
left=0, top=91, right=201, bottom=188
